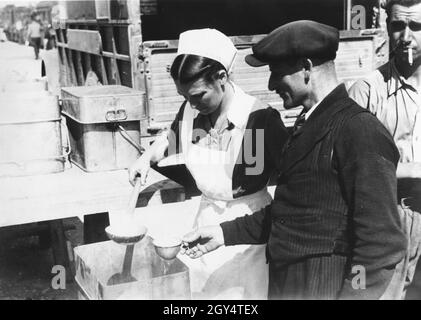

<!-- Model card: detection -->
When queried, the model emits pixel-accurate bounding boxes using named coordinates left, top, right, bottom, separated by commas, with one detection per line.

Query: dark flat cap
left=245, top=20, right=339, bottom=67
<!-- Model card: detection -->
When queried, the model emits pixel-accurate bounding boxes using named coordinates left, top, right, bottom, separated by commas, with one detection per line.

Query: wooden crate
left=139, top=36, right=284, bottom=130
left=54, top=0, right=143, bottom=90
left=0, top=93, right=65, bottom=177
left=74, top=236, right=191, bottom=300
left=63, top=0, right=97, bottom=20
left=55, top=23, right=139, bottom=87
left=54, top=17, right=388, bottom=137
left=139, top=29, right=388, bottom=129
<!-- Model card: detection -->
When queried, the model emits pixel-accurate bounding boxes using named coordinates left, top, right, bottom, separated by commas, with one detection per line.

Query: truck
left=46, top=0, right=389, bottom=191
left=0, top=2, right=58, bottom=44
left=51, top=0, right=388, bottom=132
left=0, top=4, right=32, bottom=44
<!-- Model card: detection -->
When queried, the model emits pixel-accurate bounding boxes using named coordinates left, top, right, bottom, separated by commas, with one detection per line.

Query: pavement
left=0, top=218, right=82, bottom=300
left=0, top=40, right=420, bottom=300
left=0, top=40, right=44, bottom=92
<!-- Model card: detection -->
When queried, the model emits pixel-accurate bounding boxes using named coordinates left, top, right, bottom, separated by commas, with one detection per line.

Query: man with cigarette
left=349, top=0, right=421, bottom=299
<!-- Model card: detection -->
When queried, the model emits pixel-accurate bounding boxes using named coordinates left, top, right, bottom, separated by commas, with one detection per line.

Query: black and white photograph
left=0, top=0, right=420, bottom=303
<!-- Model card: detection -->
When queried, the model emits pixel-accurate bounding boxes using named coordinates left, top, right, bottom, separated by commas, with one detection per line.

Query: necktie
left=293, top=112, right=306, bottom=133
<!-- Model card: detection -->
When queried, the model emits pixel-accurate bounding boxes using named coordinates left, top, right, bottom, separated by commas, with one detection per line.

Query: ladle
left=105, top=177, right=146, bottom=285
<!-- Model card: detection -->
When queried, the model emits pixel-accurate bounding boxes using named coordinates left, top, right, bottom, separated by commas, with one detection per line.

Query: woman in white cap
left=128, top=28, right=289, bottom=299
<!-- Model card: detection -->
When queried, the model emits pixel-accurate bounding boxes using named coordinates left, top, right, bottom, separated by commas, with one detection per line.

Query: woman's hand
left=127, top=134, right=170, bottom=186
left=128, top=154, right=151, bottom=186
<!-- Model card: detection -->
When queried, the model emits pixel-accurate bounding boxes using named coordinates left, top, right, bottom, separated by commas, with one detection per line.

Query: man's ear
left=303, top=58, right=313, bottom=72
left=303, top=58, right=313, bottom=84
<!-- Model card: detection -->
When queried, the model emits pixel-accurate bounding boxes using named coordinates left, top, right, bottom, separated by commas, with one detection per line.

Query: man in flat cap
left=349, top=0, right=421, bottom=299
left=182, top=20, right=407, bottom=299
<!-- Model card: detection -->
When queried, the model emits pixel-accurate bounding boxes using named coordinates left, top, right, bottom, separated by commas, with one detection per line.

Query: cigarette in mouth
left=408, top=48, right=413, bottom=65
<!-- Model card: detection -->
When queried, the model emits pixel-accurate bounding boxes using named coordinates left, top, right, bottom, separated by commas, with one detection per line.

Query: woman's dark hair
left=170, top=54, right=226, bottom=84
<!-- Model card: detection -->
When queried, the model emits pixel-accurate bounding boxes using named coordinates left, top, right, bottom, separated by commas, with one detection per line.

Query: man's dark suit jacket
left=221, top=84, right=407, bottom=299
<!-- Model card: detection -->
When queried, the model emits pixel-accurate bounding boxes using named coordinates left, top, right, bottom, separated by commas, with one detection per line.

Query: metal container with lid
left=0, top=92, right=66, bottom=177
left=61, top=85, right=146, bottom=172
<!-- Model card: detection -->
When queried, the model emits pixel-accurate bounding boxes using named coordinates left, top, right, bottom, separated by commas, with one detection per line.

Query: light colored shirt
left=305, top=99, right=322, bottom=121
left=349, top=60, right=421, bottom=163
left=27, top=21, right=41, bottom=38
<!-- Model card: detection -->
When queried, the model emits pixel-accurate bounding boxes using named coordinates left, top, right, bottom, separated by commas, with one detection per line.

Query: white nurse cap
left=177, top=28, right=238, bottom=73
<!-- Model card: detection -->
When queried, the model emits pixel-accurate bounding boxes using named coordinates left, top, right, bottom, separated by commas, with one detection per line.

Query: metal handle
left=0, top=119, right=72, bottom=170
left=117, top=125, right=145, bottom=154
left=105, top=109, right=127, bottom=122
left=61, top=117, right=72, bottom=158
left=0, top=146, right=71, bottom=170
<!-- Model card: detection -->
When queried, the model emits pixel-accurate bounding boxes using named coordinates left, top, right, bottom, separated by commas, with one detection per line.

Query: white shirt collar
left=304, top=99, right=322, bottom=121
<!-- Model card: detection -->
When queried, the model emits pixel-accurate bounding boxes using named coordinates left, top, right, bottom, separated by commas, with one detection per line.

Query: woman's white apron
left=178, top=87, right=271, bottom=299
